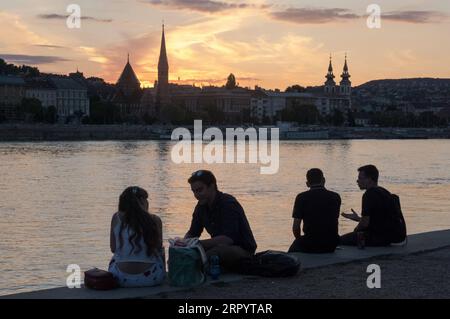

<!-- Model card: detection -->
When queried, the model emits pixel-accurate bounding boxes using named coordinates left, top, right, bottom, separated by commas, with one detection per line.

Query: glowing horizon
left=1, top=0, right=449, bottom=90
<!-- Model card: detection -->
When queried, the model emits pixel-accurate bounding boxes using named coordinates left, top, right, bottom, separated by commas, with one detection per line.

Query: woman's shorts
left=108, top=258, right=166, bottom=288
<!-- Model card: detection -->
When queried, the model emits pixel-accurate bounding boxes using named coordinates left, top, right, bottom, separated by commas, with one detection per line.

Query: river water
left=0, top=140, right=449, bottom=295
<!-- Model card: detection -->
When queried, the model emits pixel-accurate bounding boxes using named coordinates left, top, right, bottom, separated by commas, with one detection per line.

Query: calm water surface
left=0, top=140, right=449, bottom=295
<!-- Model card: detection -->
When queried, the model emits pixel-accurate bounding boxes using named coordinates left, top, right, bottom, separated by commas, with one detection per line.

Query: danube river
left=0, top=140, right=449, bottom=295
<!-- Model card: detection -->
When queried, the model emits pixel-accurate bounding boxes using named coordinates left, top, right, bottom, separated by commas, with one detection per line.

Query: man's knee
left=340, top=232, right=357, bottom=246
left=288, top=238, right=303, bottom=253
left=206, top=245, right=250, bottom=270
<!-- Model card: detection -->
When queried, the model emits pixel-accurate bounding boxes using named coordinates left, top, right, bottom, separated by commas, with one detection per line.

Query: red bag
left=84, top=268, right=118, bottom=290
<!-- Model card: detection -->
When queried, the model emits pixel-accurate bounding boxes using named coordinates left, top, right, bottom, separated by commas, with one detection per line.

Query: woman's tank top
left=113, top=213, right=163, bottom=263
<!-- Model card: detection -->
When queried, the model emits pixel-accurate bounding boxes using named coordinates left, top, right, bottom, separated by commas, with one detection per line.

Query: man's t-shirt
left=361, top=187, right=398, bottom=239
left=187, top=191, right=257, bottom=253
left=292, top=187, right=341, bottom=246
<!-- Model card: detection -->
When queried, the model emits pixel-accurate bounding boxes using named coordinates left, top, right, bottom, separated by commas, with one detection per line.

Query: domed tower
left=324, top=54, right=336, bottom=95
left=339, top=54, right=351, bottom=96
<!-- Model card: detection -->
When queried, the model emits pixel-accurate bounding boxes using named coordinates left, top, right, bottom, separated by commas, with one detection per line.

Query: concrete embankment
left=0, top=124, right=162, bottom=141
left=1, top=124, right=450, bottom=141
left=2, top=229, right=449, bottom=299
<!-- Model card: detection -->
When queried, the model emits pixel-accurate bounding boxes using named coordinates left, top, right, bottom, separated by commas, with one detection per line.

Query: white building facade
left=49, top=77, right=90, bottom=120
left=25, top=80, right=57, bottom=109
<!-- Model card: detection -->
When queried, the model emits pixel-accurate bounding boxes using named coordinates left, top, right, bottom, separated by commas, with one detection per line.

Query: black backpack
left=238, top=250, right=301, bottom=277
left=391, top=194, right=407, bottom=243
left=372, top=188, right=407, bottom=244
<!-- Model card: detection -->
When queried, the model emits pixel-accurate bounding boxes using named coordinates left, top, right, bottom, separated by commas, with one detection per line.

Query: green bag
left=168, top=246, right=205, bottom=287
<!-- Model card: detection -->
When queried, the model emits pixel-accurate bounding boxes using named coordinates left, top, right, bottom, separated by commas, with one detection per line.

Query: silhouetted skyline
left=1, top=0, right=449, bottom=89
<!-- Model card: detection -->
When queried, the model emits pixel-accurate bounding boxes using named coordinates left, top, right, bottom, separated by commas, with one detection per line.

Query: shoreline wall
left=0, top=124, right=450, bottom=142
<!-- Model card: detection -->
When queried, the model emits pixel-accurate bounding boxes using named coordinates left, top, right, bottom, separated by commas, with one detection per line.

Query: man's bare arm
left=341, top=209, right=362, bottom=222
left=355, top=216, right=370, bottom=232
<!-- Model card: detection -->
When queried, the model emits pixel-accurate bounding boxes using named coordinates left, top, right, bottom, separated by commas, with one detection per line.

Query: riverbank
left=0, top=124, right=160, bottom=141
left=161, top=247, right=450, bottom=299
left=2, top=230, right=449, bottom=299
left=0, top=124, right=450, bottom=141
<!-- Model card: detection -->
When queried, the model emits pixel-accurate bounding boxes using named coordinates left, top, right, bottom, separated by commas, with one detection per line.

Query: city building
left=25, top=79, right=56, bottom=109
left=250, top=55, right=352, bottom=123
left=322, top=54, right=352, bottom=114
left=49, top=76, right=90, bottom=121
left=0, top=75, right=25, bottom=120
left=171, top=86, right=252, bottom=124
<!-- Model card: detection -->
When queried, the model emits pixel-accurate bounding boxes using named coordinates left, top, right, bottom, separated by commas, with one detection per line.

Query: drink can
left=357, top=231, right=366, bottom=249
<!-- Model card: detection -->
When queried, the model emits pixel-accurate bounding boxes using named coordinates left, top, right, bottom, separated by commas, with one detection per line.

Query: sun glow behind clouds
left=1, top=1, right=449, bottom=88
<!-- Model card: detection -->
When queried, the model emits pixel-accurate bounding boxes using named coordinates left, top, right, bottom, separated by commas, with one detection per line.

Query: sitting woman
left=108, top=186, right=165, bottom=287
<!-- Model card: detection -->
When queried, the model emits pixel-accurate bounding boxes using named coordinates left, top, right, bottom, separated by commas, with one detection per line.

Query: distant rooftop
left=48, top=76, right=86, bottom=90
left=254, top=90, right=319, bottom=98
left=0, top=75, right=25, bottom=86
left=25, top=79, right=55, bottom=90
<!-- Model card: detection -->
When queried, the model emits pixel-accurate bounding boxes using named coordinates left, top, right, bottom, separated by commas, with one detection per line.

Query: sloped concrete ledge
left=2, top=229, right=449, bottom=299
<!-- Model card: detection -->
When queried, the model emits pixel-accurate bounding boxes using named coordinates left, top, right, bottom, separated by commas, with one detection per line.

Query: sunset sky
left=1, top=0, right=449, bottom=89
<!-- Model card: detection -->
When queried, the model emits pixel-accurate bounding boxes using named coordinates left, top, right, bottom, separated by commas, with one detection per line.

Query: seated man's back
left=363, top=186, right=402, bottom=242
left=340, top=164, right=407, bottom=247
left=290, top=182, right=341, bottom=253
left=295, top=187, right=341, bottom=245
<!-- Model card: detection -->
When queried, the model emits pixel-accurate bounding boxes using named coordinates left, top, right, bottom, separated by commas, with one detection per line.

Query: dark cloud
left=38, top=13, right=67, bottom=19
left=0, top=54, right=70, bottom=65
left=382, top=11, right=448, bottom=23
left=34, top=44, right=66, bottom=49
left=38, top=14, right=112, bottom=23
left=268, top=7, right=447, bottom=25
left=269, top=7, right=359, bottom=24
left=143, top=0, right=260, bottom=14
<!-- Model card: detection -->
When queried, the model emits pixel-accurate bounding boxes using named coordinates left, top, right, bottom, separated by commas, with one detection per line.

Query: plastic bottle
left=209, top=255, right=221, bottom=280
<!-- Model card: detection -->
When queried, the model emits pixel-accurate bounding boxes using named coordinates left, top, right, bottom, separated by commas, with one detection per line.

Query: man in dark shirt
left=288, top=168, right=341, bottom=253
left=341, top=164, right=402, bottom=246
left=184, top=170, right=257, bottom=270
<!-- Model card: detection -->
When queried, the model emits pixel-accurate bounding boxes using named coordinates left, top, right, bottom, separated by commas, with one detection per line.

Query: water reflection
left=0, top=139, right=449, bottom=295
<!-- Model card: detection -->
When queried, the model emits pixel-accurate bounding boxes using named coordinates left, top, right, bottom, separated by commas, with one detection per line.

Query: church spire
left=156, top=23, right=170, bottom=113
left=341, top=53, right=350, bottom=77
left=158, top=23, right=168, bottom=71
left=324, top=54, right=336, bottom=94
left=339, top=53, right=351, bottom=95
left=327, top=54, right=335, bottom=78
